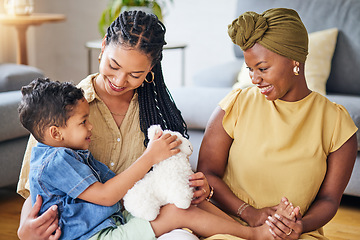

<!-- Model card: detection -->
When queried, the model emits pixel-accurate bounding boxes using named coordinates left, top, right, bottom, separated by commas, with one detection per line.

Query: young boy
left=18, top=78, right=295, bottom=240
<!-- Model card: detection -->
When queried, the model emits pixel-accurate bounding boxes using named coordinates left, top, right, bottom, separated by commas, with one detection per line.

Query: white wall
left=162, top=0, right=237, bottom=87
left=4, top=0, right=238, bottom=87
left=30, top=0, right=107, bottom=84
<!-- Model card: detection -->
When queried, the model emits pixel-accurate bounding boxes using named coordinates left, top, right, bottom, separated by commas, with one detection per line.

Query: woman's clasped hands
left=189, top=172, right=305, bottom=240
left=263, top=197, right=304, bottom=239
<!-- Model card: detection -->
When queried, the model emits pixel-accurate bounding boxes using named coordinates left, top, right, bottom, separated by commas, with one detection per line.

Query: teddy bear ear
left=147, top=125, right=162, bottom=140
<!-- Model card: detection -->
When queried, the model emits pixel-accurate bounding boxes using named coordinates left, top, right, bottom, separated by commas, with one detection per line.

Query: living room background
left=0, top=0, right=238, bottom=88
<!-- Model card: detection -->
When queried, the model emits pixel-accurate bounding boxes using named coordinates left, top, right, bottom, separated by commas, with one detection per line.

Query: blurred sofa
left=171, top=0, right=360, bottom=197
left=0, top=64, right=43, bottom=188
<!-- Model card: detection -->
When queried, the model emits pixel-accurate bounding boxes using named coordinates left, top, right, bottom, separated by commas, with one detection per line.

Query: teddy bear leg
left=134, top=198, right=161, bottom=221
left=125, top=193, right=161, bottom=221
left=169, top=184, right=193, bottom=210
left=124, top=173, right=162, bottom=221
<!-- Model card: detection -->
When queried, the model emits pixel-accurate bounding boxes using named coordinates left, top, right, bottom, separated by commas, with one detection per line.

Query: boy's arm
left=78, top=153, right=155, bottom=206
left=77, top=132, right=181, bottom=206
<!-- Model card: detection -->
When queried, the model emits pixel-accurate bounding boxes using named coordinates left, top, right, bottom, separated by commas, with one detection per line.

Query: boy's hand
left=145, top=131, right=181, bottom=165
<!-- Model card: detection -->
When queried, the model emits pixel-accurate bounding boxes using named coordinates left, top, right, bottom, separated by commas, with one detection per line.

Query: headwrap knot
left=228, top=12, right=268, bottom=50
left=228, top=8, right=308, bottom=63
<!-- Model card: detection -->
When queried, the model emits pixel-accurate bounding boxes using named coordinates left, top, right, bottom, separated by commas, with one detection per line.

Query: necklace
left=110, top=111, right=126, bottom=116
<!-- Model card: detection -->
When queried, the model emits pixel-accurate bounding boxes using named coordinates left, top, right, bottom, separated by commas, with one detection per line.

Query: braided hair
left=105, top=10, right=188, bottom=146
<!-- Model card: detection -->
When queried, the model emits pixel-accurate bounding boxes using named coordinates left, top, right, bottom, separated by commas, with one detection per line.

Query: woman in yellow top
left=198, top=8, right=358, bottom=239
left=17, top=11, right=206, bottom=240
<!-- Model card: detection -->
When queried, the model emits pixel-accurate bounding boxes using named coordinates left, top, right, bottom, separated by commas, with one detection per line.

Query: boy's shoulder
left=33, top=143, right=76, bottom=157
left=32, top=143, right=87, bottom=167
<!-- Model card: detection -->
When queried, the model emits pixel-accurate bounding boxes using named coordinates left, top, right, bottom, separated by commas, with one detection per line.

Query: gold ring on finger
left=286, top=229, right=292, bottom=236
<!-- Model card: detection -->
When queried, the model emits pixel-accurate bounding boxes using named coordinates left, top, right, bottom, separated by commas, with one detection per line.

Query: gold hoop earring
left=293, top=63, right=300, bottom=76
left=98, top=52, right=103, bottom=63
left=144, top=71, right=155, bottom=83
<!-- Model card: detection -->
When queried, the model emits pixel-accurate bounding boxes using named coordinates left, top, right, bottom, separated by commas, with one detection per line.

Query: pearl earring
left=293, top=63, right=300, bottom=76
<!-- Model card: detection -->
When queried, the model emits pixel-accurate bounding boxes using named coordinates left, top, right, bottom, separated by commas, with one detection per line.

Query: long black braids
left=105, top=10, right=188, bottom=146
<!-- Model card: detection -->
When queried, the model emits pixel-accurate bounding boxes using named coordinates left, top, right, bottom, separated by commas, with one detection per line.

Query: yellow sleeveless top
left=207, top=87, right=357, bottom=240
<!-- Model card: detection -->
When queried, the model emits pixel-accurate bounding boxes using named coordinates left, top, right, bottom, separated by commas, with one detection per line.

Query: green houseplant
left=98, top=0, right=173, bottom=36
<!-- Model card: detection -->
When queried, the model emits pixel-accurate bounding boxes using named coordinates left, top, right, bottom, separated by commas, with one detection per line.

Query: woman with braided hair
left=16, top=11, right=204, bottom=240
left=198, top=8, right=358, bottom=239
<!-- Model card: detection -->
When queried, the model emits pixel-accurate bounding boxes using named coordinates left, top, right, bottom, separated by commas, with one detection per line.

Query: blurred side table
left=0, top=13, right=66, bottom=65
left=85, top=40, right=187, bottom=86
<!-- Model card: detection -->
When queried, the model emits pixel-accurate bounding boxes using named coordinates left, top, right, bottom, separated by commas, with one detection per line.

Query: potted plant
left=98, top=0, right=173, bottom=36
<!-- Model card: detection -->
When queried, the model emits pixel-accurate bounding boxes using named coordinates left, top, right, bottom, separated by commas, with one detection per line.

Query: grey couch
left=0, top=64, right=43, bottom=188
left=171, top=0, right=360, bottom=197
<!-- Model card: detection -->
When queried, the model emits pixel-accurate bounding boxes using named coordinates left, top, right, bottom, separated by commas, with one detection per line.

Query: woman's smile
left=258, top=85, right=274, bottom=95
left=107, top=77, right=126, bottom=92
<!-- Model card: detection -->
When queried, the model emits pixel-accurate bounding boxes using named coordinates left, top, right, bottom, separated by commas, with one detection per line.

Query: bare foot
left=275, top=197, right=296, bottom=220
left=263, top=198, right=300, bottom=239
left=254, top=223, right=277, bottom=240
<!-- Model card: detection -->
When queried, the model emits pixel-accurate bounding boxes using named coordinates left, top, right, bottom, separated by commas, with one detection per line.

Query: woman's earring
left=144, top=71, right=155, bottom=83
left=98, top=52, right=103, bottom=63
left=293, top=62, right=300, bottom=76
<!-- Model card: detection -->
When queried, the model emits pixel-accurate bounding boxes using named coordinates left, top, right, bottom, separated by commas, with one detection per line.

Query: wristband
left=237, top=202, right=250, bottom=220
left=206, top=185, right=214, bottom=201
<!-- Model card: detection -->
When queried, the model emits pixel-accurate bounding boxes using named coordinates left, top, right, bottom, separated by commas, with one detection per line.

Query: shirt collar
left=77, top=73, right=99, bottom=103
left=36, top=142, right=90, bottom=156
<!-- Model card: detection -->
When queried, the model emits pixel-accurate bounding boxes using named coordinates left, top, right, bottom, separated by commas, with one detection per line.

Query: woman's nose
left=112, top=73, right=127, bottom=86
left=251, top=71, right=262, bottom=85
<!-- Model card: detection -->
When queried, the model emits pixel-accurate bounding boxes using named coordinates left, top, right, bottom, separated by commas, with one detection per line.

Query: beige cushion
left=233, top=28, right=339, bottom=96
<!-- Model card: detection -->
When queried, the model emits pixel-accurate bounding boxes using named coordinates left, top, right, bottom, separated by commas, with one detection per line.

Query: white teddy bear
left=123, top=125, right=194, bottom=221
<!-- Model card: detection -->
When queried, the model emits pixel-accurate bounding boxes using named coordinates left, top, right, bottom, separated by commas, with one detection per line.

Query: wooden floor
left=0, top=186, right=360, bottom=239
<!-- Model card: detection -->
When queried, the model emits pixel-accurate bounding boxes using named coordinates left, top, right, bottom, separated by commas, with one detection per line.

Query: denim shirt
left=29, top=143, right=123, bottom=240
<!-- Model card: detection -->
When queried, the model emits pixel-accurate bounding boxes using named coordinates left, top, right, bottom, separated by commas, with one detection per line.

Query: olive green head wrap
left=228, top=8, right=308, bottom=63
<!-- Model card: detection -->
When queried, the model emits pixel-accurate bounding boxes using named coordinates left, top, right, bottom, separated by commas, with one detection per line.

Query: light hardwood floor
left=0, top=186, right=360, bottom=239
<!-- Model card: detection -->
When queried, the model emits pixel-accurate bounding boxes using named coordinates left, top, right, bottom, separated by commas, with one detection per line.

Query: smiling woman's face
left=97, top=44, right=153, bottom=97
left=244, top=43, right=299, bottom=102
